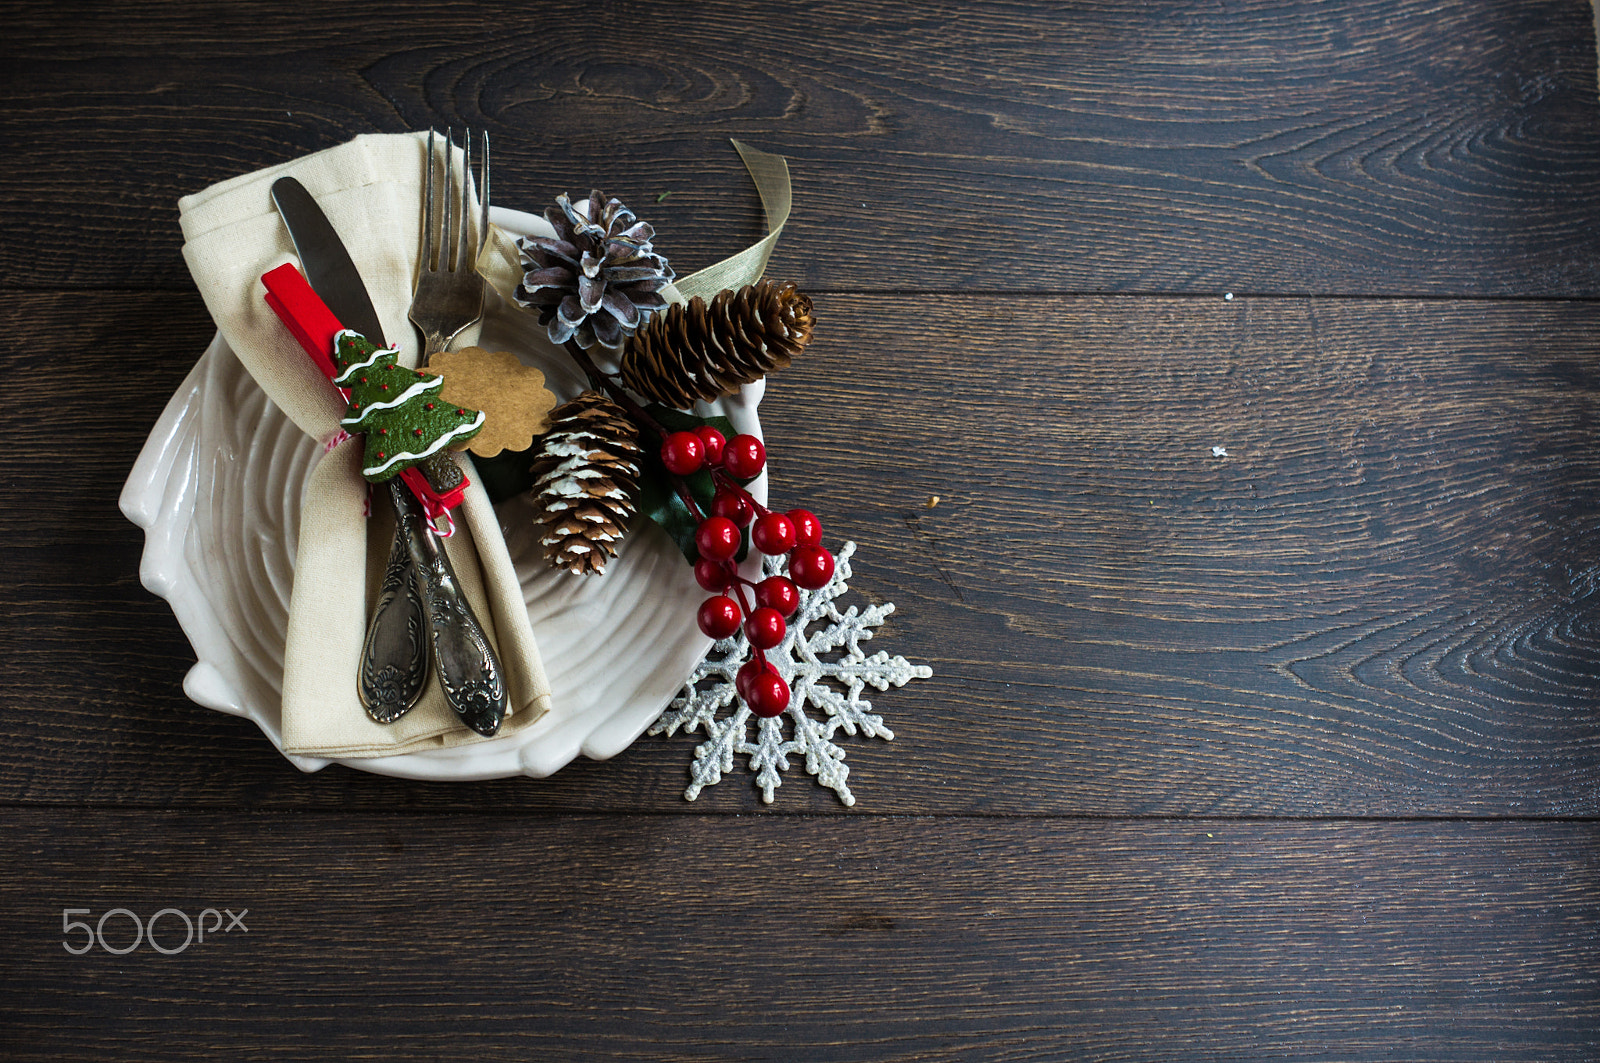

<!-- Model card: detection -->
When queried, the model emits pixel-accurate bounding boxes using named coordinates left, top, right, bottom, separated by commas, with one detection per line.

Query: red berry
left=736, top=659, right=764, bottom=700
left=755, top=575, right=800, bottom=617
left=744, top=606, right=787, bottom=649
left=723, top=434, right=767, bottom=479
left=790, top=545, right=835, bottom=589
left=787, top=509, right=822, bottom=548
left=747, top=670, right=791, bottom=718
left=694, top=426, right=726, bottom=466
left=694, top=558, right=733, bottom=592
left=660, top=431, right=705, bottom=475
left=751, top=512, right=796, bottom=555
left=711, top=486, right=754, bottom=527
left=694, top=516, right=740, bottom=561
left=696, top=595, right=742, bottom=639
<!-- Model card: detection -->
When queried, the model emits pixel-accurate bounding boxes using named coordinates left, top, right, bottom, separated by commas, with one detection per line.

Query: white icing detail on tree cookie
left=338, top=375, right=443, bottom=428
left=330, top=329, right=402, bottom=384
left=361, top=411, right=486, bottom=478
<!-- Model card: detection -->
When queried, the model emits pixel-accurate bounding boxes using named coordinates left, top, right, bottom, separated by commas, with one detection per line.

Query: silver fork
left=360, top=129, right=501, bottom=731
left=394, top=127, right=506, bottom=736
left=410, top=127, right=490, bottom=361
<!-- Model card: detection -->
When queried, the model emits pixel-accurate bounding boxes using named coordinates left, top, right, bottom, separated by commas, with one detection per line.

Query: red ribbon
left=260, top=263, right=468, bottom=522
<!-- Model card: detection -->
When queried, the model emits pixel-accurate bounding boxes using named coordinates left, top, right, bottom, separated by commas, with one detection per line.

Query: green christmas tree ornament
left=332, top=330, right=485, bottom=482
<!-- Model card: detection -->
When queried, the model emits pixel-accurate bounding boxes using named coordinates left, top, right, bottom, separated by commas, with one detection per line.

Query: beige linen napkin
left=179, top=132, right=552, bottom=756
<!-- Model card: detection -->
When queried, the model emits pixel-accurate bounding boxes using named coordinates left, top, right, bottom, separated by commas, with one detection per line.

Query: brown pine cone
left=619, top=279, right=815, bottom=409
left=527, top=391, right=643, bottom=575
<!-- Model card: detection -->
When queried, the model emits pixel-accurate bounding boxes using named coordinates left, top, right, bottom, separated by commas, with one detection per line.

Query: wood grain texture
left=5, top=0, right=1600, bottom=295
left=9, top=290, right=1600, bottom=814
left=1, top=812, right=1596, bottom=1062
left=8, top=3, right=1600, bottom=1055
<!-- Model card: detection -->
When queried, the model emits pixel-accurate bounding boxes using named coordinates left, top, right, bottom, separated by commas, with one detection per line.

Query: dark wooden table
left=6, top=0, right=1600, bottom=1058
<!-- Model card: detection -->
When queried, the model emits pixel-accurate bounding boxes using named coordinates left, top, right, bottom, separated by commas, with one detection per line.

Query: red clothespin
left=261, top=263, right=469, bottom=522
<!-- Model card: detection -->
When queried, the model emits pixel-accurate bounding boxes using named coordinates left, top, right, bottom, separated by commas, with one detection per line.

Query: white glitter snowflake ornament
left=650, top=541, right=932, bottom=805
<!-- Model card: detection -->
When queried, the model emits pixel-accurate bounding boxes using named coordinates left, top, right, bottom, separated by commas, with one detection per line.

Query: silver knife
left=271, top=176, right=507, bottom=736
left=271, top=178, right=388, bottom=344
left=270, top=177, right=428, bottom=723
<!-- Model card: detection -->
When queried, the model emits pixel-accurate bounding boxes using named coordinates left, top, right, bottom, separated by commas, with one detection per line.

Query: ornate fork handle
left=389, top=479, right=507, bottom=737
left=363, top=128, right=496, bottom=731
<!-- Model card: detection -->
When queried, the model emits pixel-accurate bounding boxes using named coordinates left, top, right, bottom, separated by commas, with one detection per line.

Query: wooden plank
left=5, top=0, right=1600, bottom=295
left=0, top=812, right=1595, bottom=1061
left=7, top=291, right=1600, bottom=814
left=767, top=292, right=1600, bottom=817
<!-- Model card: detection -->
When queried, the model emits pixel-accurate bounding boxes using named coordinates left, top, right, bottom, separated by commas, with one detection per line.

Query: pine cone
left=527, top=391, right=644, bottom=575
left=514, top=191, right=675, bottom=351
left=620, top=280, right=815, bottom=409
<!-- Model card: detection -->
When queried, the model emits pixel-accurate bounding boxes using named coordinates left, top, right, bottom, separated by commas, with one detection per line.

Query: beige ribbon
left=673, top=140, right=792, bottom=301
left=480, top=139, right=792, bottom=307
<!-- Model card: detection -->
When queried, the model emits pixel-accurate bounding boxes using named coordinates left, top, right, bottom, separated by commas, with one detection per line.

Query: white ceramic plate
left=119, top=206, right=764, bottom=781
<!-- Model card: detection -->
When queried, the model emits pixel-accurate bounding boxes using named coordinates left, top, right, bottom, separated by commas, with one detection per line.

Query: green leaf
left=635, top=405, right=749, bottom=563
left=635, top=461, right=716, bottom=562
left=646, top=404, right=738, bottom=439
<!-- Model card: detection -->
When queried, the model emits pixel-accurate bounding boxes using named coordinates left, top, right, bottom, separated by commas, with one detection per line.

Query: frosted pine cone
left=620, top=280, right=815, bottom=409
left=515, top=191, right=675, bottom=351
left=527, top=391, right=643, bottom=575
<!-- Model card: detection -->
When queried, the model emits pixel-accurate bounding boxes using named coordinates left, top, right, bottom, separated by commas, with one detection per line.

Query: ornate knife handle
left=389, top=479, right=508, bottom=737
left=357, top=512, right=430, bottom=723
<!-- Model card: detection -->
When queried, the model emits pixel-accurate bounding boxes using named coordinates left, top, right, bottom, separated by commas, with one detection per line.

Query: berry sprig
left=662, top=426, right=835, bottom=718
left=521, top=189, right=830, bottom=723
left=559, top=339, right=835, bottom=719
